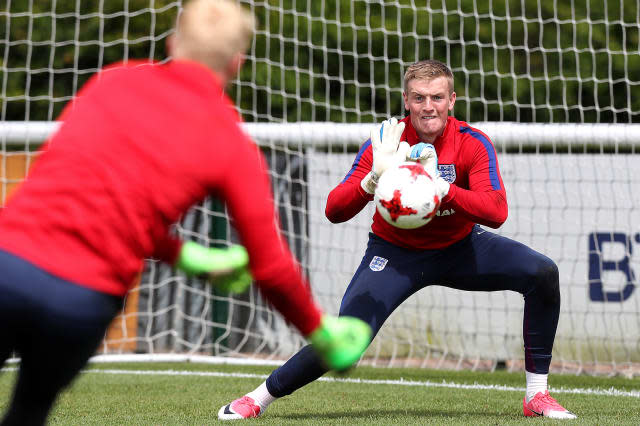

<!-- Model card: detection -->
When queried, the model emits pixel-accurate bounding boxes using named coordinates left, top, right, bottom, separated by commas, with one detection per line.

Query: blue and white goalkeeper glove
left=361, top=117, right=410, bottom=194
left=176, top=241, right=252, bottom=294
left=407, top=142, right=450, bottom=199
left=409, top=142, right=438, bottom=176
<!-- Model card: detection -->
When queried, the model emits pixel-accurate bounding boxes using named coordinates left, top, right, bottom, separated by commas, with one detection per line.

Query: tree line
left=1, top=0, right=637, bottom=123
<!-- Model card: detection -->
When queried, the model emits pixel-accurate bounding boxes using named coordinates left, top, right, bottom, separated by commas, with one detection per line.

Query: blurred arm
left=219, top=133, right=322, bottom=335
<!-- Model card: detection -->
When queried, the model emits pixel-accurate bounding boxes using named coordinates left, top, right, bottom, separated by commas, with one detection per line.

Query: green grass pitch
left=1, top=362, right=639, bottom=425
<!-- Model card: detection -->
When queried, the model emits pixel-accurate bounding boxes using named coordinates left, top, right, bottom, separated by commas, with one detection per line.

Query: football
left=374, top=161, right=441, bottom=229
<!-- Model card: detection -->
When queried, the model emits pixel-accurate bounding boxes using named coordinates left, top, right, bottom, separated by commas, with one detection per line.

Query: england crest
left=438, top=164, right=456, bottom=183
left=369, top=256, right=388, bottom=271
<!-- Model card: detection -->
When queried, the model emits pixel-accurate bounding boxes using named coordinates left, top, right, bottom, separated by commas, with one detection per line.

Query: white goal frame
left=2, top=121, right=640, bottom=148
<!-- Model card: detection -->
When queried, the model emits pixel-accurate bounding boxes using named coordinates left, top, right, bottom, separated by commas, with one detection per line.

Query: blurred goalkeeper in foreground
left=219, top=59, right=576, bottom=420
left=0, top=1, right=370, bottom=425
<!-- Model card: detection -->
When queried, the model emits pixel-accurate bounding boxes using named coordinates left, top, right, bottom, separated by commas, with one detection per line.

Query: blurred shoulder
left=99, top=59, right=156, bottom=77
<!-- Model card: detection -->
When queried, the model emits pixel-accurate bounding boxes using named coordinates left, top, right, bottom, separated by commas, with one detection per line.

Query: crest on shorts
left=369, top=256, right=388, bottom=271
left=438, top=164, right=456, bottom=183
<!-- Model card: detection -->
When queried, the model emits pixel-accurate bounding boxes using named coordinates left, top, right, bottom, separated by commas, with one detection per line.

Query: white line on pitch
left=3, top=367, right=637, bottom=399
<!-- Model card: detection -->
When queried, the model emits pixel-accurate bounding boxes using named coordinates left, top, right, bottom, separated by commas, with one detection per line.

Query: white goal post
left=2, top=1, right=639, bottom=376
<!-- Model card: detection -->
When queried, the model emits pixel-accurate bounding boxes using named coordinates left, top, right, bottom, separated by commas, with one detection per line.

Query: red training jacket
left=0, top=59, right=321, bottom=335
left=326, top=116, right=508, bottom=250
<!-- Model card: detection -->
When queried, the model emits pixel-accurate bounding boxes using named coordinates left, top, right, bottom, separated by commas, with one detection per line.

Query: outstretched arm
left=408, top=137, right=508, bottom=228
left=219, top=140, right=322, bottom=334
left=219, top=133, right=371, bottom=370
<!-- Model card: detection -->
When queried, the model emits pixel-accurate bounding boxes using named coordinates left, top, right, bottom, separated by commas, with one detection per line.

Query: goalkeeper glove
left=176, top=241, right=252, bottom=294
left=408, top=142, right=438, bottom=177
left=308, top=314, right=372, bottom=372
left=407, top=142, right=450, bottom=200
left=361, top=117, right=410, bottom=194
left=434, top=177, right=450, bottom=200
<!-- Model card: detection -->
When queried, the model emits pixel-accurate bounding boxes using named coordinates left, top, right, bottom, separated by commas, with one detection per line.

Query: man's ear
left=218, top=53, right=245, bottom=86
left=225, top=53, right=245, bottom=81
left=448, top=91, right=456, bottom=111
left=166, top=34, right=176, bottom=58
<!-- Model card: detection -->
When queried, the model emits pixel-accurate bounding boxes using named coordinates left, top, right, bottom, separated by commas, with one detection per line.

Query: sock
left=246, top=381, right=277, bottom=410
left=525, top=371, right=548, bottom=402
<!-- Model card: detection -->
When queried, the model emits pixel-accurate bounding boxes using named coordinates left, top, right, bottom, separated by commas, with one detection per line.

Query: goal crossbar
left=2, top=121, right=640, bottom=149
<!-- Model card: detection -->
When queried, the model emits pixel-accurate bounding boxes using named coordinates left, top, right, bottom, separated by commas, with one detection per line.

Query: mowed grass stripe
left=3, top=364, right=640, bottom=425
left=4, top=366, right=637, bottom=398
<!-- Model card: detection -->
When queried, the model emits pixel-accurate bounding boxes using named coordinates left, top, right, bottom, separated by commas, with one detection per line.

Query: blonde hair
left=403, top=59, right=454, bottom=94
left=173, top=0, right=255, bottom=73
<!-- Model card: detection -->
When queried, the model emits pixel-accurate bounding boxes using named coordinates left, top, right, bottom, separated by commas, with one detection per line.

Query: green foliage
left=1, top=0, right=638, bottom=123
left=0, top=0, right=178, bottom=121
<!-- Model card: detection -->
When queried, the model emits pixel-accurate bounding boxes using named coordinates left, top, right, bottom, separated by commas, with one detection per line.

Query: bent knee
left=530, top=260, right=560, bottom=305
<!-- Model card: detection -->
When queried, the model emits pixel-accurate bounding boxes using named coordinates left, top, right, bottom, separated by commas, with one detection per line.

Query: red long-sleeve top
left=326, top=116, right=508, bottom=249
left=0, top=59, right=321, bottom=335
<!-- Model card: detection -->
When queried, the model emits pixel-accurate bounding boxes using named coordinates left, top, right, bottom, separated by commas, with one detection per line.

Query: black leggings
left=0, top=250, right=123, bottom=426
left=267, top=227, right=560, bottom=397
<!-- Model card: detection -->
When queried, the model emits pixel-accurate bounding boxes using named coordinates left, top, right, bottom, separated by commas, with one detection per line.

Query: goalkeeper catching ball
left=218, top=60, right=576, bottom=420
left=0, top=1, right=370, bottom=425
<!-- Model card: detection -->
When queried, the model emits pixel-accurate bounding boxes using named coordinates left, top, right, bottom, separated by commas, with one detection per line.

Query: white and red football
left=374, top=161, right=440, bottom=229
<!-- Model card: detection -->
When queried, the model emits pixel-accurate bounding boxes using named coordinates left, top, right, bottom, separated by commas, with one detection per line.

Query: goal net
left=2, top=1, right=639, bottom=376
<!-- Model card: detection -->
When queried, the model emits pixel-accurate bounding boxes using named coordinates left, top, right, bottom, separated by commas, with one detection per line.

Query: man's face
left=403, top=77, right=456, bottom=142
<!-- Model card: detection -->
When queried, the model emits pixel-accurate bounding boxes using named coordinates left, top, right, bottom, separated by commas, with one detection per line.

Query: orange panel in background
left=0, top=152, right=33, bottom=205
left=100, top=282, right=140, bottom=353
left=0, top=152, right=139, bottom=352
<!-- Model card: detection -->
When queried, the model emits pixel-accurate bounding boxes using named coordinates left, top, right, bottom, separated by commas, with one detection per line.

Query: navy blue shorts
left=340, top=226, right=559, bottom=341
left=0, top=249, right=123, bottom=425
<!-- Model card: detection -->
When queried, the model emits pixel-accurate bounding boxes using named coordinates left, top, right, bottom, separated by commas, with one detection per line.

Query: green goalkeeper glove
left=308, top=315, right=372, bottom=372
left=176, top=241, right=252, bottom=294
